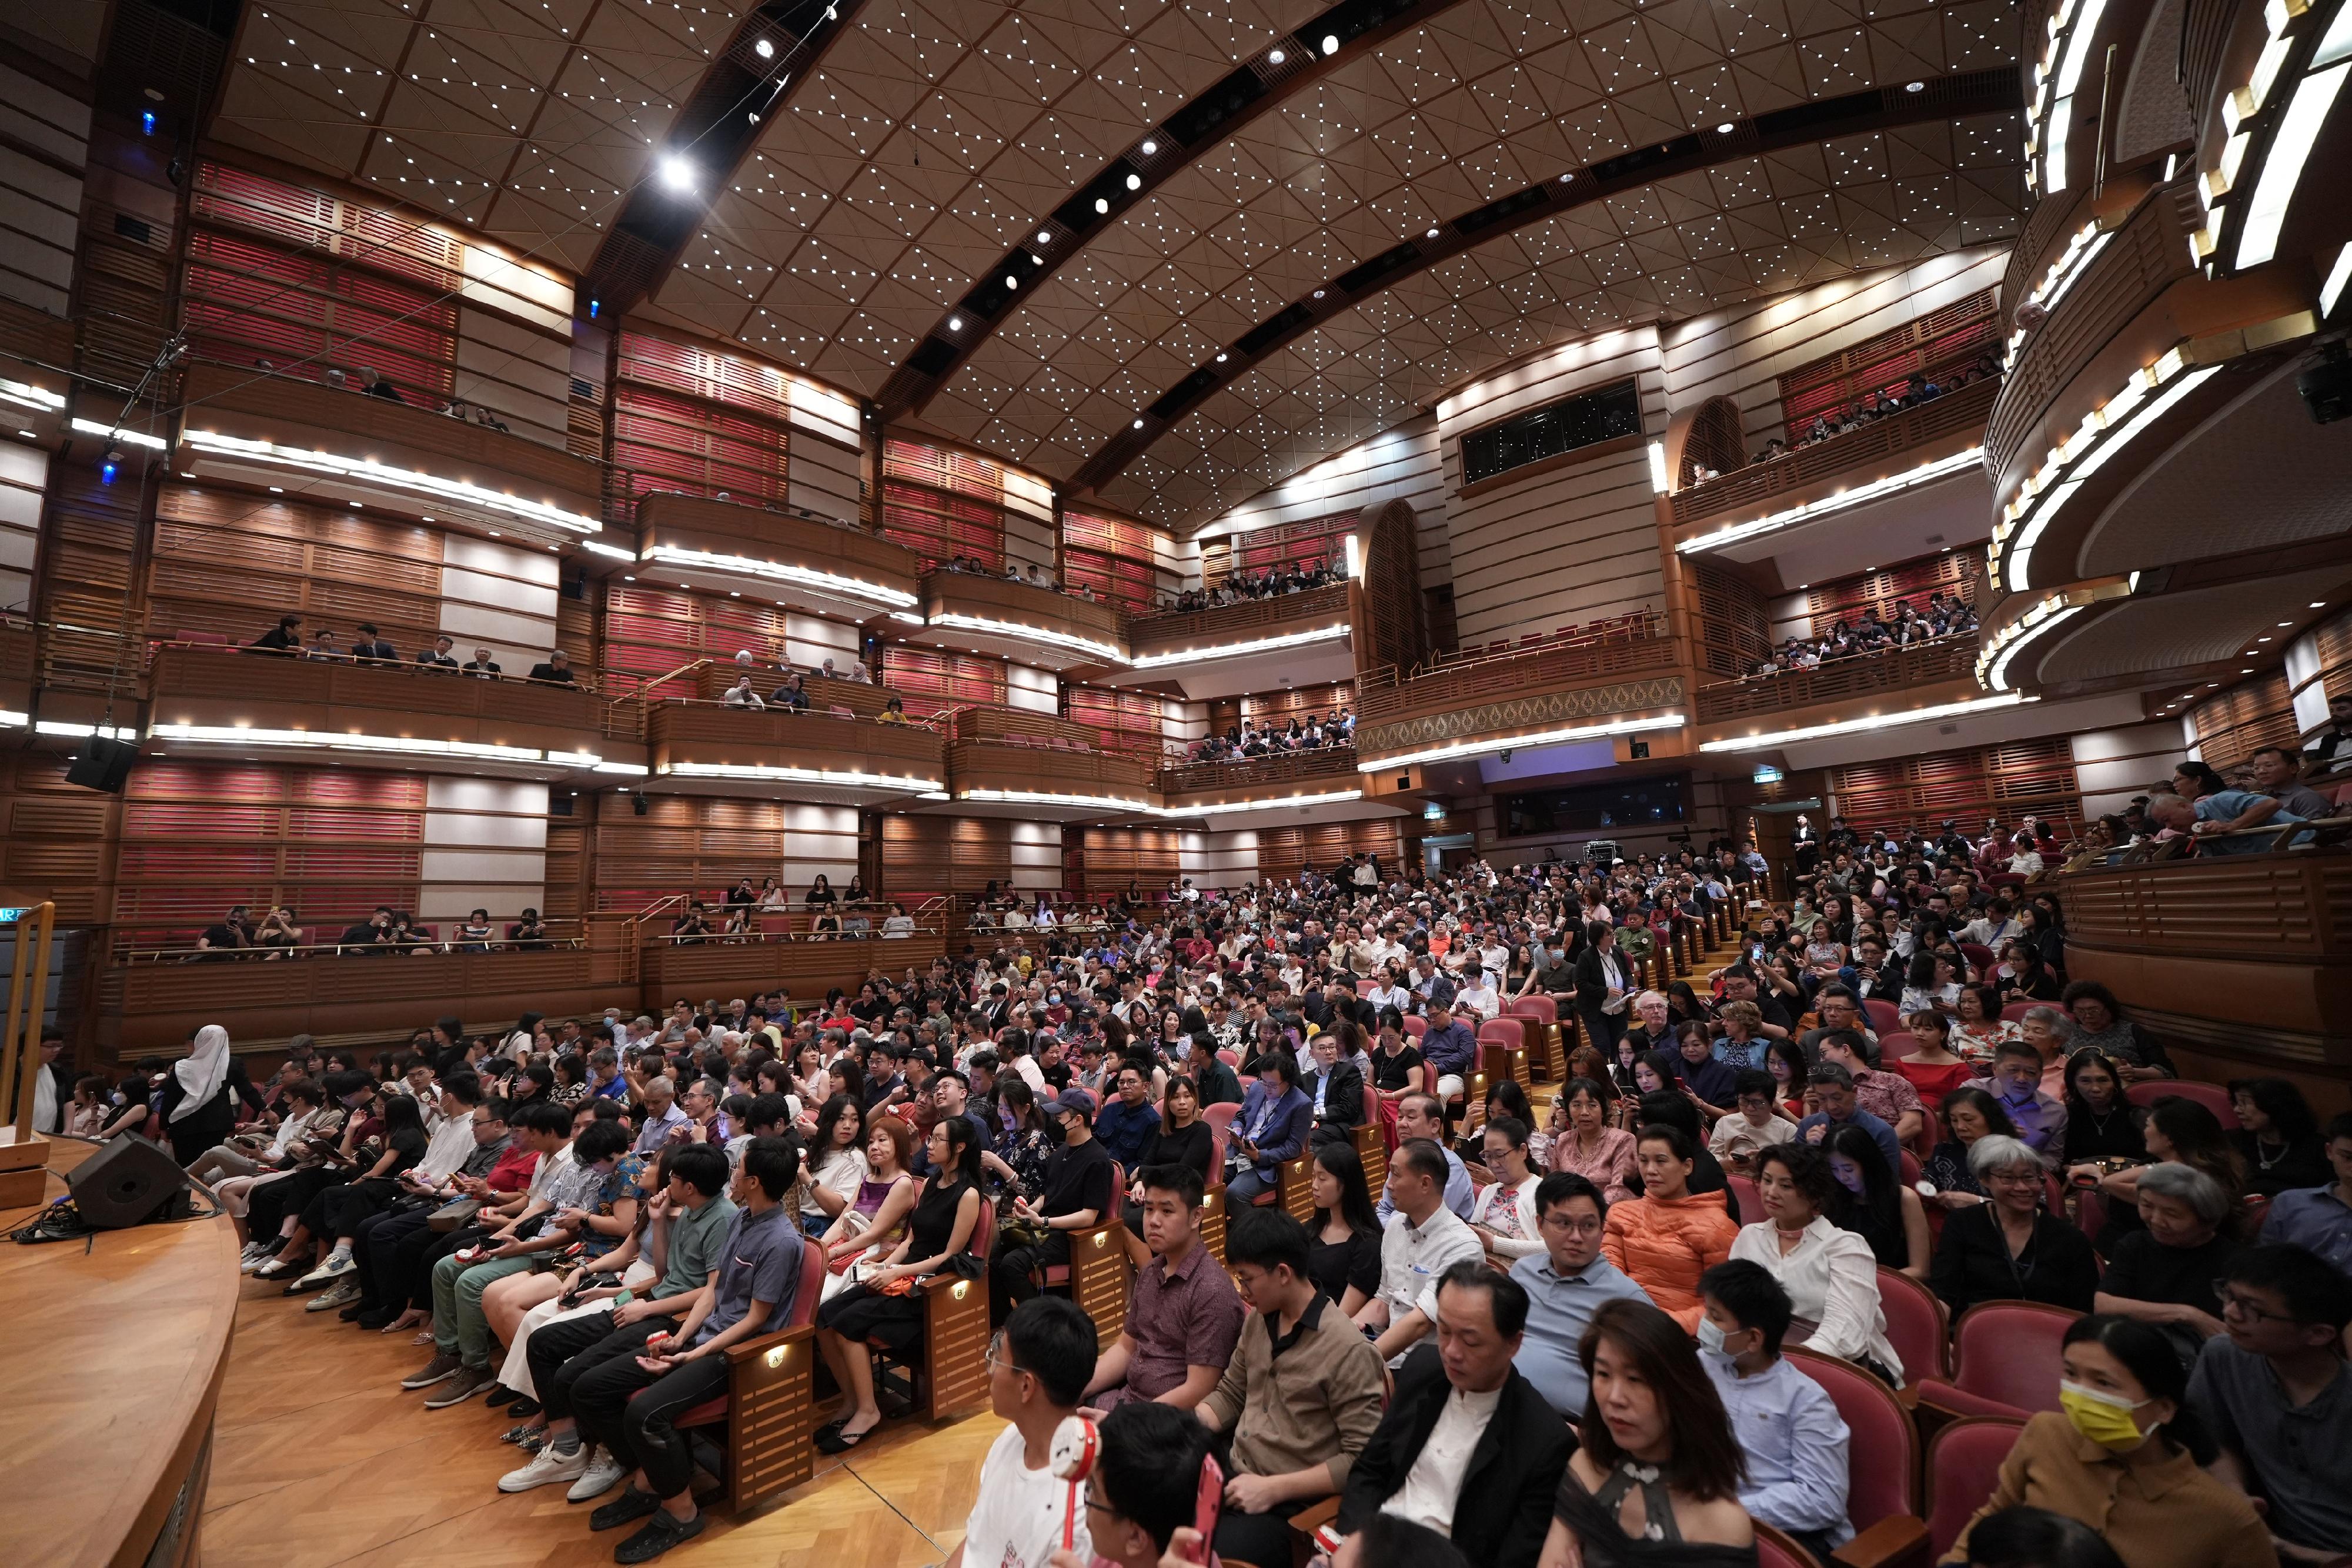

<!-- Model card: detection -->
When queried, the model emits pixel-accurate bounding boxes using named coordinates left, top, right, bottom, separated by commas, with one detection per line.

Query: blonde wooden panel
left=880, top=816, right=1015, bottom=895
left=921, top=571, right=1124, bottom=646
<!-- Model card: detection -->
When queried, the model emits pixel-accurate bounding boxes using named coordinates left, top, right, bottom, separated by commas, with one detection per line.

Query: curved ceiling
left=202, top=0, right=2030, bottom=529
left=2031, top=570, right=2351, bottom=687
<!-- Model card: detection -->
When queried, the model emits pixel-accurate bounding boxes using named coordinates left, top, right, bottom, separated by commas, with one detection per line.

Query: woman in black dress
left=1119, top=1075, right=1215, bottom=1246
left=1306, top=1141, right=1382, bottom=1315
left=812, top=1115, right=984, bottom=1452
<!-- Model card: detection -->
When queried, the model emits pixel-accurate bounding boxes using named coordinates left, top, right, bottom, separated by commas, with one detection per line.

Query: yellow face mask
left=2059, top=1380, right=2151, bottom=1449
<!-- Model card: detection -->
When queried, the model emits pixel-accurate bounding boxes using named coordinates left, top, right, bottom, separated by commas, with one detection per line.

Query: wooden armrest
left=724, top=1322, right=814, bottom=1367
left=1829, top=1513, right=1929, bottom=1568
left=1289, top=1496, right=1341, bottom=1536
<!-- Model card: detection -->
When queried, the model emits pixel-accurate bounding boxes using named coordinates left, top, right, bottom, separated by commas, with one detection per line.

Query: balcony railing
left=636, top=492, right=921, bottom=619
left=146, top=641, right=605, bottom=761
left=1670, top=377, right=2000, bottom=530
left=1156, top=745, right=1359, bottom=796
left=920, top=570, right=1126, bottom=664
left=1693, top=636, right=1980, bottom=722
left=1124, top=583, right=1352, bottom=653
left=1358, top=620, right=1675, bottom=728
left=949, top=737, right=1156, bottom=801
left=648, top=699, right=946, bottom=792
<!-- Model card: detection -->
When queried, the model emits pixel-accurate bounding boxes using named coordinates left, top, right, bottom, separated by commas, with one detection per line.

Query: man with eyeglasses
left=1506, top=1172, right=1652, bottom=1418
left=2187, top=1244, right=2352, bottom=1564
left=1048, top=1400, right=1213, bottom=1568
left=947, top=1297, right=1101, bottom=1568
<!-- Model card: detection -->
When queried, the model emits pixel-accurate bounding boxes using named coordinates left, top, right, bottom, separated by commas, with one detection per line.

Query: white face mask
left=1695, top=1316, right=1729, bottom=1356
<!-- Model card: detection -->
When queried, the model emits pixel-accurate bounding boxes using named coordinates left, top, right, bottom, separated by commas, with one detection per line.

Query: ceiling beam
left=1070, top=68, right=2027, bottom=496
left=580, top=0, right=864, bottom=319
left=873, top=0, right=1475, bottom=422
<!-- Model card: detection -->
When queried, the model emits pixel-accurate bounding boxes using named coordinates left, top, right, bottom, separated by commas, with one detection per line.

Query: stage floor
left=203, top=1239, right=1001, bottom=1568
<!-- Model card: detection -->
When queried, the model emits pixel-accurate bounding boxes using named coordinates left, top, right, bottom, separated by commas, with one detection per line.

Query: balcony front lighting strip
left=71, top=418, right=166, bottom=449
left=0, top=709, right=27, bottom=729
left=2033, top=0, right=2110, bottom=194
left=2194, top=0, right=2328, bottom=267
left=179, top=429, right=602, bottom=534
left=1130, top=622, right=1349, bottom=668
left=152, top=723, right=551, bottom=762
left=926, top=611, right=1125, bottom=664
left=1360, top=714, right=1686, bottom=772
left=2237, top=59, right=2349, bottom=267
left=1, top=379, right=65, bottom=413
left=594, top=760, right=652, bottom=775
left=1676, top=447, right=1983, bottom=555
left=1174, top=788, right=1367, bottom=816
left=1990, top=344, right=2213, bottom=591
left=1981, top=600, right=2089, bottom=691
left=2008, top=220, right=2113, bottom=360
left=36, top=720, right=139, bottom=740
left=640, top=544, right=919, bottom=610
left=1700, top=691, right=2033, bottom=752
left=659, top=760, right=944, bottom=791
left=582, top=539, right=634, bottom=561
left=958, top=787, right=1156, bottom=813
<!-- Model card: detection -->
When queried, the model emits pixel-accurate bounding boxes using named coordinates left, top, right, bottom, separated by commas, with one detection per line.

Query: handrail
left=1365, top=611, right=1668, bottom=688
left=1125, top=582, right=1352, bottom=643
left=644, top=924, right=943, bottom=947
left=149, top=637, right=600, bottom=693
left=2069, top=815, right=2352, bottom=865
left=1693, top=635, right=1980, bottom=721
left=1669, top=376, right=2000, bottom=527
left=115, top=932, right=590, bottom=964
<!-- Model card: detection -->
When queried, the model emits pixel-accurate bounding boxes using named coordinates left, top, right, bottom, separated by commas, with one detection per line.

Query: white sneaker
left=240, top=1249, right=276, bottom=1275
left=499, top=1443, right=589, bottom=1493
left=293, top=1252, right=355, bottom=1290
left=566, top=1447, right=627, bottom=1503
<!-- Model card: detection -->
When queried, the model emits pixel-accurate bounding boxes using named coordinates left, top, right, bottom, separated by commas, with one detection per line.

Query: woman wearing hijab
left=159, top=1024, right=258, bottom=1166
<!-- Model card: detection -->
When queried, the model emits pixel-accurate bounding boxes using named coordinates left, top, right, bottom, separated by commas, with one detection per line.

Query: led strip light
left=72, top=418, right=166, bottom=449
left=1701, top=691, right=2034, bottom=751
left=2007, top=219, right=2113, bottom=362
left=151, top=722, right=582, bottom=764
left=1130, top=622, right=1349, bottom=668
left=0, top=710, right=28, bottom=729
left=640, top=544, right=920, bottom=610
left=1676, top=447, right=1984, bottom=555
left=2195, top=0, right=2348, bottom=269
left=1359, top=714, right=1686, bottom=773
left=1980, top=599, right=2090, bottom=691
left=924, top=611, right=1125, bottom=664
left=179, top=429, right=602, bottom=534
left=2029, top=0, right=2109, bottom=195
left=1, top=379, right=64, bottom=413
left=659, top=760, right=945, bottom=792
left=1989, top=343, right=2214, bottom=592
left=954, top=785, right=1369, bottom=818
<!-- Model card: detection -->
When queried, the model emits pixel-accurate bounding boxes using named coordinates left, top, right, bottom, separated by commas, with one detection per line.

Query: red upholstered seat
left=1925, top=1417, right=2026, bottom=1560
left=1998, top=1002, right=2039, bottom=1024
left=1727, top=1175, right=1765, bottom=1225
left=1862, top=998, right=1901, bottom=1035
left=1476, top=1017, right=1524, bottom=1052
left=1875, top=1265, right=1950, bottom=1383
left=1917, top=1299, right=2080, bottom=1418
left=1402, top=1015, right=1425, bottom=1040
left=1959, top=942, right=1994, bottom=973
left=1755, top=1522, right=1824, bottom=1568
left=1786, top=1348, right=1925, bottom=1542
left=1506, top=994, right=1555, bottom=1024
left=2126, top=1078, right=2239, bottom=1128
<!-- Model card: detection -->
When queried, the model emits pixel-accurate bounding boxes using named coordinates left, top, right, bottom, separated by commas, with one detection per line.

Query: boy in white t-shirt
left=944, top=1296, right=1100, bottom=1568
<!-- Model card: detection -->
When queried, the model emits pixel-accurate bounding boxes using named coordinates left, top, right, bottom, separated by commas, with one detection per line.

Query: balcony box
left=636, top=493, right=922, bottom=623
left=647, top=701, right=946, bottom=805
left=1109, top=584, right=1356, bottom=698
left=911, top=572, right=1126, bottom=671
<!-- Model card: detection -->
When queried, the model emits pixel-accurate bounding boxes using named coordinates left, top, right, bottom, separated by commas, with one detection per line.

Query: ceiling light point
left=658, top=154, right=695, bottom=192
left=754, top=36, right=773, bottom=58
left=1906, top=80, right=1925, bottom=92
left=1322, top=33, right=1339, bottom=54
left=1268, top=48, right=1285, bottom=63
left=1426, top=226, right=1440, bottom=238
left=1125, top=172, right=1141, bottom=190
left=948, top=315, right=963, bottom=331
left=1140, top=138, right=1157, bottom=155
left=1132, top=418, right=1145, bottom=429
left=1715, top=121, right=1734, bottom=133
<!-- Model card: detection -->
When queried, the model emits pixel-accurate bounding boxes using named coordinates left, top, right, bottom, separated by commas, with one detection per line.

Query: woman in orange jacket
left=1602, top=1124, right=1740, bottom=1329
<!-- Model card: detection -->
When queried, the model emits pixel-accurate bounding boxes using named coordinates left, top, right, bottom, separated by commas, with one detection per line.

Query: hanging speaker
left=67, top=1134, right=192, bottom=1228
left=65, top=734, right=138, bottom=794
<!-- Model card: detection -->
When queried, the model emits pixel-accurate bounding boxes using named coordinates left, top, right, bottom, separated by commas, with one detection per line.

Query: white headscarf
left=169, top=1024, right=232, bottom=1122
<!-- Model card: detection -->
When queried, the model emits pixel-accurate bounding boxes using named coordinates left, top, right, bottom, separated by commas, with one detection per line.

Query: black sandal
left=815, top=1422, right=874, bottom=1455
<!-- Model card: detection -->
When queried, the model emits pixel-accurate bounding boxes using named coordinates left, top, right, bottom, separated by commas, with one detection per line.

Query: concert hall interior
left=5, top=0, right=2352, bottom=1566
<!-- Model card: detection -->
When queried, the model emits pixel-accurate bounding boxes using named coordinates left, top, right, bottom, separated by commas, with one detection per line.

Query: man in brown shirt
left=1085, top=1164, right=1244, bottom=1412
left=1197, top=1207, right=1387, bottom=1568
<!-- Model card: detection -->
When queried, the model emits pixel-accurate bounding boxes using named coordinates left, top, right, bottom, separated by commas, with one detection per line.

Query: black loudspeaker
left=68, top=1133, right=193, bottom=1228
left=65, top=734, right=138, bottom=794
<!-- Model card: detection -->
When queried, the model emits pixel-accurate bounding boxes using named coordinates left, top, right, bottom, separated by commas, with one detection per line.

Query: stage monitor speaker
left=65, top=734, right=138, bottom=794
left=68, top=1134, right=192, bottom=1228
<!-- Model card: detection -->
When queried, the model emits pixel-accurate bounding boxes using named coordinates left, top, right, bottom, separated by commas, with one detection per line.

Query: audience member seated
left=1082, top=1164, right=1244, bottom=1413
left=1364, top=1139, right=1486, bottom=1362
left=1335, top=1262, right=1573, bottom=1568
left=1707, top=1069, right=1796, bottom=1172
left=1822, top=1122, right=1931, bottom=1279
left=1535, top=1297, right=1758, bottom=1564
left=1697, top=1260, right=1855, bottom=1560
left=1078, top=1400, right=1217, bottom=1568
left=1226, top=1055, right=1311, bottom=1205
left=2229, top=1078, right=2333, bottom=1198
left=1307, top=1143, right=1385, bottom=1314
left=1156, top=556, right=1343, bottom=613
left=1930, top=1134, right=2101, bottom=1319
left=941, top=1296, right=1101, bottom=1568
left=2259, top=1111, right=2352, bottom=1270
left=1471, top=1118, right=1544, bottom=1261
left=1551, top=1078, right=1639, bottom=1199
left=1200, top=1208, right=1388, bottom=1568
left=2187, top=1245, right=2352, bottom=1563
left=1729, top=1143, right=1903, bottom=1385
left=1942, top=1315, right=2276, bottom=1568
left=1980, top=1039, right=2069, bottom=1163
left=527, top=649, right=577, bottom=684
left=991, top=1088, right=1114, bottom=1321
left=2093, top=1161, right=2246, bottom=1365
left=1795, top=1062, right=1903, bottom=1179
left=1744, top=591, right=1979, bottom=678
left=1602, top=1125, right=1739, bottom=1331
left=1510, top=1172, right=1654, bottom=1419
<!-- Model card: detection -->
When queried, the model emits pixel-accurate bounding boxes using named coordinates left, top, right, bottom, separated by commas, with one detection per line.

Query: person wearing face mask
left=1694, top=1261, right=1853, bottom=1562
left=1941, top=1315, right=2276, bottom=1568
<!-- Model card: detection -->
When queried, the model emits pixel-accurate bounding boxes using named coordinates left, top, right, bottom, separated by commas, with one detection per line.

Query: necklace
left=2255, top=1134, right=2287, bottom=1171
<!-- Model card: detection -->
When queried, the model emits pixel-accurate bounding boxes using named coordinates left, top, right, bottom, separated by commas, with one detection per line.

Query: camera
left=2298, top=340, right=2352, bottom=424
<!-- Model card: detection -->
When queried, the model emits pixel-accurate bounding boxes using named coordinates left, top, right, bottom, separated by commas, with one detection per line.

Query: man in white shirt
left=1336, top=1263, right=1573, bottom=1568
left=1363, top=1141, right=1485, bottom=1362
left=944, top=1297, right=1098, bottom=1568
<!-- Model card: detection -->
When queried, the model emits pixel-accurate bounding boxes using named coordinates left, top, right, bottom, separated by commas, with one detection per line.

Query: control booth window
left=1501, top=775, right=1686, bottom=839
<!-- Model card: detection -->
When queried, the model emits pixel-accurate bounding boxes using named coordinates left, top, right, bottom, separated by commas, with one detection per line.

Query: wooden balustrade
left=920, top=571, right=1125, bottom=658
left=647, top=700, right=947, bottom=787
left=1668, top=377, right=2000, bottom=530
left=1693, top=637, right=1980, bottom=722
left=1123, top=583, right=1352, bottom=656
left=1156, top=745, right=1360, bottom=797
left=948, top=738, right=1155, bottom=800
left=1356, top=632, right=1681, bottom=734
left=146, top=643, right=606, bottom=760
left=636, top=492, right=921, bottom=618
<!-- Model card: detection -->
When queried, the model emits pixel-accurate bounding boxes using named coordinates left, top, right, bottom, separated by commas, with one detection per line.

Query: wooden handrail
left=1693, top=636, right=1979, bottom=722
left=1669, top=377, right=2000, bottom=527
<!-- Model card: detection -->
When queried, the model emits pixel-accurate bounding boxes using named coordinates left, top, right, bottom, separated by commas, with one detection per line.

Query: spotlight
left=1716, top=122, right=1734, bottom=133
left=1322, top=34, right=1339, bottom=54
left=1125, top=173, right=1141, bottom=190
left=659, top=155, right=696, bottom=193
left=1269, top=48, right=1285, bottom=63
left=754, top=36, right=774, bottom=58
left=142, top=110, right=156, bottom=135
left=1141, top=139, right=1157, bottom=155
left=99, top=446, right=124, bottom=485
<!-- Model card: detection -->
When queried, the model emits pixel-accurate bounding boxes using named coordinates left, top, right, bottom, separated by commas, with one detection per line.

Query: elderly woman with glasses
left=1929, top=1133, right=2101, bottom=1319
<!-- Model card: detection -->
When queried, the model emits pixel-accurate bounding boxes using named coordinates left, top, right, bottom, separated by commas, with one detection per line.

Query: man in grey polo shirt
left=1509, top=1172, right=1653, bottom=1418
left=2189, top=1245, right=2352, bottom=1563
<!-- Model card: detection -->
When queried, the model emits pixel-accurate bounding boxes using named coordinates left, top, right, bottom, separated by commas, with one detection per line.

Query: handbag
left=427, top=1197, right=482, bottom=1233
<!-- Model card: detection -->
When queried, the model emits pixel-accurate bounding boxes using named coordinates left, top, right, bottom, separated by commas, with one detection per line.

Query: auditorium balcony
left=933, top=706, right=1157, bottom=820
left=1105, top=581, right=1358, bottom=698
left=145, top=640, right=612, bottom=777
left=171, top=363, right=605, bottom=552
left=908, top=568, right=1126, bottom=671
left=1694, top=635, right=1983, bottom=733
left=643, top=698, right=948, bottom=805
left=2055, top=825, right=2352, bottom=1109
left=1154, top=744, right=1370, bottom=824
left=1352, top=612, right=1684, bottom=778
left=629, top=492, right=923, bottom=623
left=1975, top=0, right=2351, bottom=704
left=613, top=896, right=951, bottom=1001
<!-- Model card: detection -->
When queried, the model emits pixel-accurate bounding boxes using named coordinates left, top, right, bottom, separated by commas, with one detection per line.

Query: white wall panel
left=455, top=306, right=572, bottom=450
left=787, top=431, right=863, bottom=526
left=0, top=439, right=44, bottom=615
left=0, top=66, right=85, bottom=318
left=784, top=613, right=860, bottom=670
left=1006, top=663, right=1058, bottom=713
left=1197, top=416, right=1451, bottom=591
left=437, top=536, right=562, bottom=671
